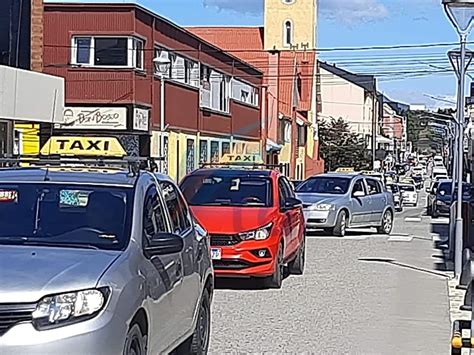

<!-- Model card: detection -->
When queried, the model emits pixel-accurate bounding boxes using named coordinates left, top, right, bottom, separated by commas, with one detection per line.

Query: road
left=208, top=191, right=451, bottom=354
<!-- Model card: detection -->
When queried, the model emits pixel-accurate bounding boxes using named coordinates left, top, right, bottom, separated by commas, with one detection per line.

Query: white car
left=412, top=166, right=425, bottom=177
left=399, top=184, right=418, bottom=206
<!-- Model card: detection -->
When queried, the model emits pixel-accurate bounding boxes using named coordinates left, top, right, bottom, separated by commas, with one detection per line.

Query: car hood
left=190, top=206, right=277, bottom=234
left=296, top=193, right=344, bottom=206
left=0, top=245, right=121, bottom=303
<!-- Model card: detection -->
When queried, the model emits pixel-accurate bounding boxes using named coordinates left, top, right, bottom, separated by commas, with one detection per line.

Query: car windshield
left=399, top=185, right=415, bottom=192
left=296, top=177, right=350, bottom=194
left=0, top=183, right=133, bottom=251
left=180, top=174, right=273, bottom=207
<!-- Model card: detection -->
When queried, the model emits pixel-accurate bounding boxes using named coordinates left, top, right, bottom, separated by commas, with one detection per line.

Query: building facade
left=43, top=3, right=263, bottom=181
left=188, top=0, right=323, bottom=179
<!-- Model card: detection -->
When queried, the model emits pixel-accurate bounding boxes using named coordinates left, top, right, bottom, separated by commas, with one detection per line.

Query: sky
left=48, top=0, right=468, bottom=109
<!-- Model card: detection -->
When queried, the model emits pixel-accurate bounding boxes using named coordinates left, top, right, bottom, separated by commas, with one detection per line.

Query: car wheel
left=332, top=210, right=347, bottom=237
left=264, top=243, right=284, bottom=289
left=123, top=324, right=147, bottom=355
left=176, top=289, right=211, bottom=355
left=377, top=210, right=393, bottom=235
left=288, top=236, right=305, bottom=275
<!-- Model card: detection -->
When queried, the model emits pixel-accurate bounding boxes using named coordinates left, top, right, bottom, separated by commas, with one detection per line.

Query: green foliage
left=319, top=118, right=371, bottom=172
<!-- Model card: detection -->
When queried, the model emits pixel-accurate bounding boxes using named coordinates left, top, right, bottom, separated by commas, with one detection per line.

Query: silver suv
left=0, top=166, right=213, bottom=355
left=296, top=173, right=395, bottom=236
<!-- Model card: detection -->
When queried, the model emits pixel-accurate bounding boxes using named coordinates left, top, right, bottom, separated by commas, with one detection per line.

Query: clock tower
left=264, top=0, right=317, bottom=51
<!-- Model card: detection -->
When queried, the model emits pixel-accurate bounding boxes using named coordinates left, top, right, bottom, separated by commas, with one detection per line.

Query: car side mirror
left=144, top=232, right=184, bottom=257
left=282, top=197, right=302, bottom=211
left=353, top=191, right=365, bottom=198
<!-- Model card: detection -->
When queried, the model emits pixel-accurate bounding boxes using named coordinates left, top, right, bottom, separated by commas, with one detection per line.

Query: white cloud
left=320, top=0, right=389, bottom=24
left=202, top=0, right=389, bottom=24
left=202, top=0, right=263, bottom=15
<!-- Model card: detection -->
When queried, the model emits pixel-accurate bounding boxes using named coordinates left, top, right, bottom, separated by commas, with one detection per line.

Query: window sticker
left=59, top=190, right=90, bottom=207
left=0, top=190, right=18, bottom=203
left=230, top=178, right=240, bottom=191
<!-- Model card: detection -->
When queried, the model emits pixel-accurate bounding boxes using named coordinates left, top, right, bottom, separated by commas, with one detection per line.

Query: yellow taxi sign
left=220, top=153, right=264, bottom=164
left=335, top=167, right=355, bottom=173
left=40, top=136, right=126, bottom=157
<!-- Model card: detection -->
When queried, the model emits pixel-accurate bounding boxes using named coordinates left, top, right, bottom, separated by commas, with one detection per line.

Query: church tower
left=264, top=0, right=317, bottom=51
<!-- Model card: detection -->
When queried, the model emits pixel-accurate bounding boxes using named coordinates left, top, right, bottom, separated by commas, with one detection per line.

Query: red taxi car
left=180, top=167, right=305, bottom=288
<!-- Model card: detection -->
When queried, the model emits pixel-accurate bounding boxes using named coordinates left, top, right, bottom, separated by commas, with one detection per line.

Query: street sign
left=40, top=136, right=127, bottom=157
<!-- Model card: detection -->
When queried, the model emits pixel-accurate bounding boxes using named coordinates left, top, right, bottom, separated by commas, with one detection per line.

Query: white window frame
left=231, top=78, right=259, bottom=107
left=199, top=136, right=232, bottom=164
left=200, top=65, right=230, bottom=114
left=71, top=35, right=144, bottom=70
left=154, top=46, right=199, bottom=88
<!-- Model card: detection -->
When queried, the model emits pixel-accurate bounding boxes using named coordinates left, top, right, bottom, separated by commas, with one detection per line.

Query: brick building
left=188, top=0, right=324, bottom=179
left=43, top=3, right=263, bottom=181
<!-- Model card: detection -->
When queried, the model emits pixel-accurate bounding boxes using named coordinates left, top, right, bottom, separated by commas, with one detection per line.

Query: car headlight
left=239, top=223, right=273, bottom=241
left=314, top=203, right=335, bottom=211
left=32, top=288, right=109, bottom=330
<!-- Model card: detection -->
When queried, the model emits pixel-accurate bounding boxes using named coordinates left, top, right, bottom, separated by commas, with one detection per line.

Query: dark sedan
left=430, top=180, right=471, bottom=218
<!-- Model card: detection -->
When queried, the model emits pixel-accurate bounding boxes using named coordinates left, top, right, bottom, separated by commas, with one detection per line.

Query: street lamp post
left=153, top=57, right=171, bottom=173
left=443, top=0, right=474, bottom=277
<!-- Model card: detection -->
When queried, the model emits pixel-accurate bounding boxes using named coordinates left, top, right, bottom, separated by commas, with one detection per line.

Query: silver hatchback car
left=296, top=173, right=395, bottom=236
left=0, top=167, right=213, bottom=355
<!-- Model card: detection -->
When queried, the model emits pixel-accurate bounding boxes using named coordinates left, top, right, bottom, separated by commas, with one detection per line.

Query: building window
left=210, top=141, right=219, bottom=163
left=221, top=142, right=230, bottom=156
left=186, top=139, right=195, bottom=174
left=71, top=36, right=144, bottom=69
left=278, top=119, right=291, bottom=144
left=154, top=47, right=199, bottom=87
left=297, top=125, right=307, bottom=147
left=199, top=140, right=208, bottom=164
left=284, top=20, right=293, bottom=47
left=231, top=79, right=259, bottom=106
left=200, top=65, right=230, bottom=113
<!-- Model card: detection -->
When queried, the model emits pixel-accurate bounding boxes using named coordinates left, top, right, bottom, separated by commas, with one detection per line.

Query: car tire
left=332, top=210, right=348, bottom=237
left=288, top=237, right=305, bottom=275
left=176, top=289, right=211, bottom=355
left=264, top=243, right=284, bottom=289
left=123, top=323, right=147, bottom=355
left=377, top=210, right=393, bottom=235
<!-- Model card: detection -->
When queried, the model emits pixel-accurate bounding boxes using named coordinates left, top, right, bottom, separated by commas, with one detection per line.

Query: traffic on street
left=2, top=0, right=474, bottom=354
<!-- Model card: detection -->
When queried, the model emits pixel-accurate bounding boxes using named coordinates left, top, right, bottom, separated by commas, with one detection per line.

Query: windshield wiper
left=0, top=237, right=99, bottom=250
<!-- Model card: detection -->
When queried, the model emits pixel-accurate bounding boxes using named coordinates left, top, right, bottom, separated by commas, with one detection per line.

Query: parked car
left=412, top=165, right=425, bottom=177
left=426, top=180, right=440, bottom=214
left=429, top=180, right=471, bottom=218
left=432, top=167, right=448, bottom=180
left=386, top=183, right=404, bottom=212
left=399, top=183, right=418, bottom=206
left=296, top=173, right=395, bottom=237
left=0, top=140, right=214, bottom=355
left=180, top=167, right=305, bottom=289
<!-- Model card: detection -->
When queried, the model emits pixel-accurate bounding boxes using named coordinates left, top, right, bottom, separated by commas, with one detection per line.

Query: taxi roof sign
left=335, top=167, right=355, bottom=173
left=219, top=154, right=264, bottom=164
left=40, top=136, right=127, bottom=157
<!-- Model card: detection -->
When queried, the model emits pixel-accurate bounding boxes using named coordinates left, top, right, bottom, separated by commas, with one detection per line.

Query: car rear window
left=180, top=174, right=273, bottom=207
left=296, top=177, right=350, bottom=195
left=399, top=185, right=415, bottom=192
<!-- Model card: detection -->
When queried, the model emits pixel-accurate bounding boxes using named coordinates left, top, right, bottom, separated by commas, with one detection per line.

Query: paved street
left=209, top=192, right=452, bottom=354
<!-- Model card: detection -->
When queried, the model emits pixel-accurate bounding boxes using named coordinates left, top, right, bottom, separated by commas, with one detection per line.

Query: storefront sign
left=133, top=108, right=149, bottom=131
left=58, top=107, right=127, bottom=130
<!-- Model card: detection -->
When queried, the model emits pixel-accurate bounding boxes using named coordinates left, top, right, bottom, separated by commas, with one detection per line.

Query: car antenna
left=43, top=89, right=58, bottom=182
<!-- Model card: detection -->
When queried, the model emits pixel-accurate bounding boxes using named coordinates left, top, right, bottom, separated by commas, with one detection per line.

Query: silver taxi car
left=0, top=165, right=213, bottom=355
left=296, top=173, right=395, bottom=236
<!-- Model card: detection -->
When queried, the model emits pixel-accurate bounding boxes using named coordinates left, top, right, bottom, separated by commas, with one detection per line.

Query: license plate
left=211, top=248, right=222, bottom=260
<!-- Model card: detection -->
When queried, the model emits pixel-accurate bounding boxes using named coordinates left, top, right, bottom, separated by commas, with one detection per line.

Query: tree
left=319, top=118, right=371, bottom=172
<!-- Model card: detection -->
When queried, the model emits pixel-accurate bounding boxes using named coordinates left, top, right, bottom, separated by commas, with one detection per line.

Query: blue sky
left=49, top=0, right=466, bottom=108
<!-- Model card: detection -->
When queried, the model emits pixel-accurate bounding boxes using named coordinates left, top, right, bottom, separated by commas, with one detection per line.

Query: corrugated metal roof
left=187, top=26, right=315, bottom=117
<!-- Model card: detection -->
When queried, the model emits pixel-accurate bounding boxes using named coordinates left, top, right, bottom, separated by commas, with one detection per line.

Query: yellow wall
left=14, top=123, right=40, bottom=155
left=264, top=0, right=317, bottom=50
left=161, top=130, right=262, bottom=182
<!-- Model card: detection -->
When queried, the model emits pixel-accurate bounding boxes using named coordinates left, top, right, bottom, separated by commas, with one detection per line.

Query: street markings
left=388, top=234, right=414, bottom=242
left=404, top=217, right=422, bottom=222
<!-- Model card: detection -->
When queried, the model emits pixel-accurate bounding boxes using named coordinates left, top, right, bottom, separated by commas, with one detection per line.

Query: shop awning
left=266, top=138, right=283, bottom=153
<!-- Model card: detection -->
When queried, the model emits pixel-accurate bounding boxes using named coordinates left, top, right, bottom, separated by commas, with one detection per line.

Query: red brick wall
left=31, top=0, right=44, bottom=72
